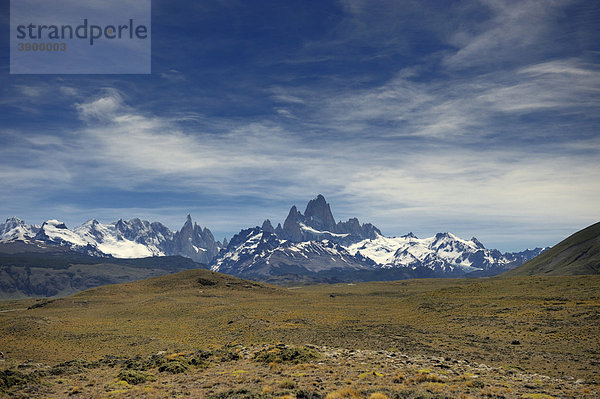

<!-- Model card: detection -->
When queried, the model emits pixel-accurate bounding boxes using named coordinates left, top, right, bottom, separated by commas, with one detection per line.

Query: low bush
left=254, top=345, right=317, bottom=364
left=325, top=388, right=361, bottom=399
left=279, top=379, right=296, bottom=389
left=118, top=369, right=154, bottom=385
left=0, top=369, right=36, bottom=389
left=158, top=359, right=188, bottom=374
left=124, top=354, right=166, bottom=371
left=50, top=359, right=95, bottom=375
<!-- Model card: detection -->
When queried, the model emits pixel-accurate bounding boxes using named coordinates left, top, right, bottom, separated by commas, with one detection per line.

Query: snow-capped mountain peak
left=0, top=217, right=39, bottom=242
left=43, top=219, right=68, bottom=229
left=35, top=219, right=105, bottom=256
left=74, top=219, right=163, bottom=258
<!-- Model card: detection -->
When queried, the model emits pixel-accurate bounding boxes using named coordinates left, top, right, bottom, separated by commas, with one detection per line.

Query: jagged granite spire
left=261, top=219, right=275, bottom=233
left=172, top=215, right=219, bottom=264
left=281, top=205, right=304, bottom=241
left=303, top=194, right=336, bottom=232
left=270, top=195, right=383, bottom=244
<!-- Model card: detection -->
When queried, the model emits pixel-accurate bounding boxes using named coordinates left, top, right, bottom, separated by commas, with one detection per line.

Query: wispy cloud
left=273, top=58, right=599, bottom=146
left=67, top=91, right=325, bottom=194
left=477, top=59, right=600, bottom=113
left=443, top=0, right=574, bottom=70
left=15, top=85, right=45, bottom=98
left=75, top=89, right=125, bottom=121
left=59, top=86, right=80, bottom=97
left=160, top=69, right=187, bottom=83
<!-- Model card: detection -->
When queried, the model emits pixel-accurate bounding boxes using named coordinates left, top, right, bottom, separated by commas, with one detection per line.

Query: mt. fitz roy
left=210, top=195, right=547, bottom=279
left=263, top=194, right=381, bottom=245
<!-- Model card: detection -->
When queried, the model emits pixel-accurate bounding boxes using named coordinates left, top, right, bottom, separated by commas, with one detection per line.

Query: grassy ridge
left=504, top=221, right=600, bottom=276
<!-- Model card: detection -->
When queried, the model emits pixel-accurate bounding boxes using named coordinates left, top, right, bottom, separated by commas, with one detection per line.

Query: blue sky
left=1, top=0, right=599, bottom=252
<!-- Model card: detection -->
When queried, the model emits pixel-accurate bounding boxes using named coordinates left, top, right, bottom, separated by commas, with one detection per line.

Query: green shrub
left=254, top=345, right=317, bottom=364
left=0, top=369, right=36, bottom=389
left=124, top=354, right=166, bottom=371
left=50, top=359, right=95, bottom=375
left=118, top=369, right=154, bottom=385
left=158, top=359, right=188, bottom=374
left=279, top=379, right=296, bottom=389
left=198, top=277, right=217, bottom=286
left=471, top=380, right=485, bottom=388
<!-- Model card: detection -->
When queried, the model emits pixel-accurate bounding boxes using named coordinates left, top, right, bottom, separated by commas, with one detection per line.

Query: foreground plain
left=0, top=269, right=599, bottom=398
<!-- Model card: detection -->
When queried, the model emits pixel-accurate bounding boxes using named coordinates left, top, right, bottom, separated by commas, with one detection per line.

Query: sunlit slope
left=504, top=221, right=600, bottom=276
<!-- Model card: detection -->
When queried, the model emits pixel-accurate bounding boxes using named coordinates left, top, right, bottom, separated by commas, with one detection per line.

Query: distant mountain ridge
left=1, top=195, right=548, bottom=281
left=346, top=232, right=546, bottom=274
left=210, top=195, right=547, bottom=279
left=0, top=215, right=222, bottom=264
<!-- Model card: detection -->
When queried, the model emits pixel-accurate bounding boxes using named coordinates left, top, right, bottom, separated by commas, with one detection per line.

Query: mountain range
left=210, top=195, right=546, bottom=280
left=0, top=215, right=223, bottom=264
left=1, top=195, right=548, bottom=284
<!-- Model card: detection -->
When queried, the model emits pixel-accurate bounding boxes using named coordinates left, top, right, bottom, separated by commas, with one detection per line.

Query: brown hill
left=503, top=221, right=600, bottom=276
